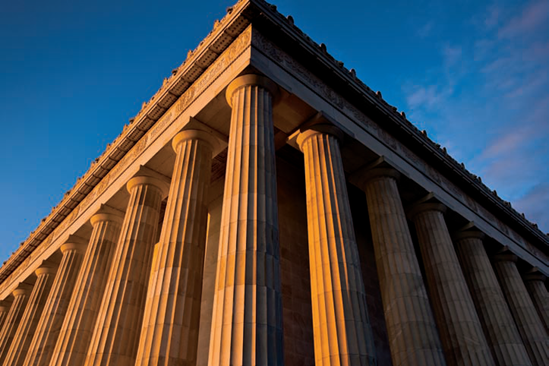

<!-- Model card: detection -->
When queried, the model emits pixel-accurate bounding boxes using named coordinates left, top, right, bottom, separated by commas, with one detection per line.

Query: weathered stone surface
left=84, top=176, right=169, bottom=366
left=50, top=210, right=123, bottom=366
left=24, top=240, right=87, bottom=366
left=208, top=75, right=284, bottom=366
left=410, top=204, right=494, bottom=366
left=493, top=253, right=549, bottom=366
left=298, top=126, right=376, bottom=366
left=454, top=231, right=532, bottom=366
left=136, top=130, right=216, bottom=366
left=357, top=169, right=447, bottom=366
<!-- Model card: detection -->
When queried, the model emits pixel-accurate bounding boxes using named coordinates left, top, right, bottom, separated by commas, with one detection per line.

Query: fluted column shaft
left=410, top=205, right=494, bottom=365
left=2, top=265, right=57, bottom=366
left=24, top=241, right=87, bottom=366
left=208, top=74, right=284, bottom=366
left=136, top=130, right=216, bottom=366
left=523, top=273, right=549, bottom=333
left=50, top=211, right=123, bottom=366
left=297, top=127, right=376, bottom=366
left=454, top=232, right=532, bottom=366
left=0, top=285, right=32, bottom=364
left=358, top=169, right=446, bottom=366
left=0, top=304, right=9, bottom=330
left=84, top=176, right=169, bottom=366
left=493, top=254, right=549, bottom=366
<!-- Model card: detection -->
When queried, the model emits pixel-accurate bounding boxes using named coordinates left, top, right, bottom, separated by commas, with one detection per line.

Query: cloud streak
left=403, top=0, right=549, bottom=232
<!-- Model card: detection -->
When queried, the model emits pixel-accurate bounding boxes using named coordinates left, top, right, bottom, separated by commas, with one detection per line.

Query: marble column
left=208, top=74, right=284, bottom=365
left=523, top=270, right=549, bottom=333
left=50, top=209, right=123, bottom=366
left=409, top=203, right=494, bottom=365
left=135, top=130, right=216, bottom=366
left=23, top=239, right=87, bottom=366
left=0, top=284, right=32, bottom=364
left=454, top=231, right=532, bottom=366
left=297, top=126, right=376, bottom=366
left=493, top=253, right=549, bottom=366
left=2, top=264, right=57, bottom=366
left=0, top=302, right=10, bottom=330
left=84, top=175, right=169, bottom=366
left=356, top=168, right=446, bottom=366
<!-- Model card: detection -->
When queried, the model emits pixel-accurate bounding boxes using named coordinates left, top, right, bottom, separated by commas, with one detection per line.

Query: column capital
left=60, top=235, right=88, bottom=254
left=523, top=268, right=547, bottom=282
left=172, top=129, right=220, bottom=153
left=35, top=264, right=57, bottom=276
left=127, top=175, right=170, bottom=199
left=493, top=250, right=518, bottom=263
left=225, top=74, right=280, bottom=107
left=90, top=206, right=124, bottom=227
left=12, top=283, right=32, bottom=296
left=296, top=124, right=345, bottom=152
left=353, top=167, right=401, bottom=190
left=452, top=229, right=485, bottom=242
left=407, top=202, right=447, bottom=220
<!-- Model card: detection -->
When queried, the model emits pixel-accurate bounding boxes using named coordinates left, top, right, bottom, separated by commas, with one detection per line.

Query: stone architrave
left=23, top=239, right=87, bottom=366
left=84, top=175, right=169, bottom=366
left=297, top=125, right=377, bottom=366
left=409, top=203, right=494, bottom=366
left=454, top=231, right=532, bottom=366
left=208, top=74, right=284, bottom=366
left=355, top=168, right=446, bottom=366
left=135, top=130, right=217, bottom=366
left=50, top=209, right=123, bottom=366
left=523, top=270, right=549, bottom=333
left=493, top=253, right=549, bottom=366
left=0, top=284, right=32, bottom=364
left=2, top=265, right=57, bottom=366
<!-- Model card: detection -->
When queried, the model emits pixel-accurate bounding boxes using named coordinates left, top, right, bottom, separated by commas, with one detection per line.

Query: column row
left=0, top=74, right=547, bottom=366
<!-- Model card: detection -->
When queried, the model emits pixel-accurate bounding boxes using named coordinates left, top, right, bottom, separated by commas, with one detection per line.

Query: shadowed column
left=493, top=252, right=549, bottom=366
left=84, top=175, right=169, bottom=366
left=208, top=74, right=284, bottom=366
left=50, top=209, right=123, bottom=366
left=355, top=168, right=446, bottom=366
left=297, top=126, right=377, bottom=366
left=23, top=238, right=87, bottom=366
left=2, top=264, right=57, bottom=366
left=454, top=231, right=532, bottom=366
left=135, top=130, right=217, bottom=366
left=523, top=270, right=549, bottom=333
left=0, top=284, right=32, bottom=364
left=409, top=204, right=494, bottom=366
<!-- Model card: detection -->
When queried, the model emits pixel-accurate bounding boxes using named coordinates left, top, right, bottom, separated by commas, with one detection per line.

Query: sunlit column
left=50, top=209, right=123, bottom=366
left=297, top=125, right=376, bottom=366
left=23, top=238, right=87, bottom=366
left=0, top=302, right=10, bottom=330
left=493, top=252, right=549, bottom=366
left=454, top=231, right=532, bottom=366
left=409, top=203, right=494, bottom=365
left=135, top=130, right=217, bottom=366
left=523, top=270, right=549, bottom=333
left=355, top=168, right=446, bottom=366
left=2, top=264, right=57, bottom=366
left=0, top=284, right=32, bottom=364
left=208, top=74, right=284, bottom=365
left=84, top=175, right=169, bottom=366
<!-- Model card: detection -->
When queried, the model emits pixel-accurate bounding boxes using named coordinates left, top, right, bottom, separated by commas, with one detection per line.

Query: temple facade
left=0, top=1, right=548, bottom=365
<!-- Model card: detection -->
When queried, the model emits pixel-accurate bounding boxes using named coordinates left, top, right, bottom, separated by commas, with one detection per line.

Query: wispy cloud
left=402, top=0, right=549, bottom=231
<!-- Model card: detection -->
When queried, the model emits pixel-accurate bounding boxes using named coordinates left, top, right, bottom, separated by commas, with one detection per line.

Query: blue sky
left=1, top=0, right=548, bottom=262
